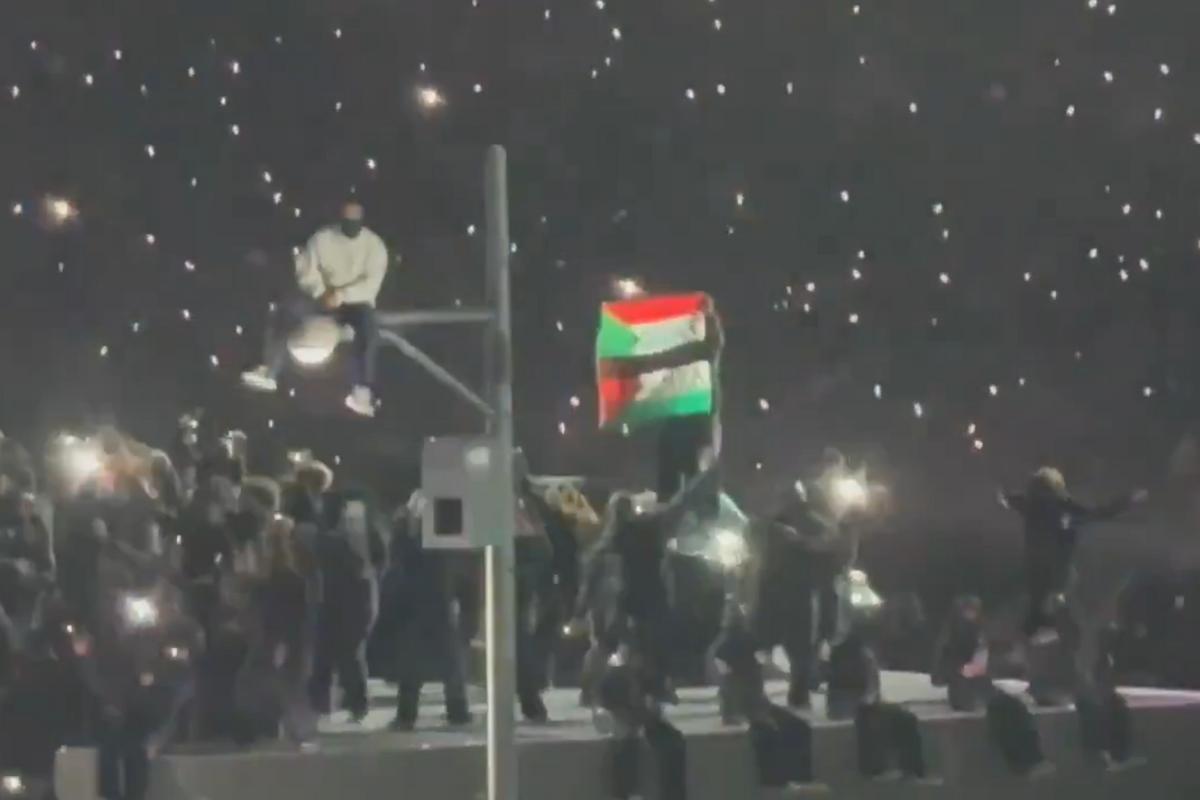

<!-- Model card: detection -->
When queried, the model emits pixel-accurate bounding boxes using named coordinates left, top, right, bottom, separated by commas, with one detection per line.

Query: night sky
left=4, top=1, right=1200, bottom=600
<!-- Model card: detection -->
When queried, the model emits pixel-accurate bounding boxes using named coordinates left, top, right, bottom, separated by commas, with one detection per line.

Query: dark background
left=3, top=0, right=1200, bottom=615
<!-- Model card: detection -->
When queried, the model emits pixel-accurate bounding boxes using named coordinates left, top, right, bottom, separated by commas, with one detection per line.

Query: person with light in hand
left=242, top=199, right=390, bottom=417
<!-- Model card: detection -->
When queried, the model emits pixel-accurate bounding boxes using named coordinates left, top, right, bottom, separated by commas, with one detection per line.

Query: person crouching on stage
left=999, top=466, right=1146, bottom=637
left=932, top=595, right=1050, bottom=776
left=242, top=199, right=390, bottom=417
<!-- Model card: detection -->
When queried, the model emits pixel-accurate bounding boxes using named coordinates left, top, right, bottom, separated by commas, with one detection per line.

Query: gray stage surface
left=55, top=672, right=1200, bottom=800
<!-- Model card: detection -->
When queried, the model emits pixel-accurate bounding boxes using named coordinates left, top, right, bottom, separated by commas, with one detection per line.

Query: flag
left=596, top=292, right=716, bottom=428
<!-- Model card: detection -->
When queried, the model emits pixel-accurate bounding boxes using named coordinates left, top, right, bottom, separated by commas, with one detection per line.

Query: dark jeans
left=1076, top=687, right=1132, bottom=762
left=983, top=686, right=1046, bottom=773
left=309, top=601, right=370, bottom=717
left=264, top=293, right=379, bottom=388
left=608, top=716, right=687, bottom=800
left=394, top=617, right=469, bottom=723
left=749, top=707, right=814, bottom=787
left=97, top=709, right=151, bottom=800
left=855, top=702, right=926, bottom=778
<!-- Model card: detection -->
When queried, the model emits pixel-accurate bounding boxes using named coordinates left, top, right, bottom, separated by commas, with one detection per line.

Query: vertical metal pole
left=484, top=145, right=518, bottom=800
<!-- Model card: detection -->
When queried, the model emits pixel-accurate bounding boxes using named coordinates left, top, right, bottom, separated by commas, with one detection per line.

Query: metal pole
left=484, top=145, right=518, bottom=800
left=376, top=329, right=494, bottom=417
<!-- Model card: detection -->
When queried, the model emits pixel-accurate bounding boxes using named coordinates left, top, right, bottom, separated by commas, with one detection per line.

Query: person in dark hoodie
left=577, top=466, right=720, bottom=706
left=308, top=490, right=383, bottom=722
left=932, top=596, right=1049, bottom=776
left=999, top=467, right=1146, bottom=636
left=384, top=492, right=472, bottom=730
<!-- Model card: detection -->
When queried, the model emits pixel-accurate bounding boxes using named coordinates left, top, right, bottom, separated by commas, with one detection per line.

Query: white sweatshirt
left=294, top=225, right=389, bottom=306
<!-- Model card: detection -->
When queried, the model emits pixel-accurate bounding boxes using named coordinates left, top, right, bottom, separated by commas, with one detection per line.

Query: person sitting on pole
left=241, top=199, right=389, bottom=418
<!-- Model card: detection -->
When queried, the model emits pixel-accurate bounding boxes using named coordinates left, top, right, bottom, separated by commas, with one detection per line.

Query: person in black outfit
left=384, top=493, right=471, bottom=730
left=578, top=467, right=719, bottom=706
left=932, top=596, right=1048, bottom=775
left=594, top=634, right=688, bottom=800
left=308, top=492, right=381, bottom=722
left=827, top=630, right=928, bottom=781
left=999, top=467, right=1146, bottom=636
left=710, top=602, right=817, bottom=789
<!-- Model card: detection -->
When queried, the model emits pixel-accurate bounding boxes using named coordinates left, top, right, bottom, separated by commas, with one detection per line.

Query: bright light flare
left=614, top=277, right=644, bottom=298
left=122, top=595, right=159, bottom=628
left=417, top=86, right=446, bottom=109
left=44, top=195, right=79, bottom=226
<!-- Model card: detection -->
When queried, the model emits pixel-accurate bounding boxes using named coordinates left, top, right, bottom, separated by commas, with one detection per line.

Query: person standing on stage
left=999, top=467, right=1146, bottom=636
left=242, top=199, right=390, bottom=418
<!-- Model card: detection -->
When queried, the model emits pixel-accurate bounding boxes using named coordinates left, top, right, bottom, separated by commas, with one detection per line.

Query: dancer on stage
left=998, top=467, right=1146, bottom=636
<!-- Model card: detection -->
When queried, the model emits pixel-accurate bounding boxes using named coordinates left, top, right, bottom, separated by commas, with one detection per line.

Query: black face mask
left=340, top=220, right=363, bottom=238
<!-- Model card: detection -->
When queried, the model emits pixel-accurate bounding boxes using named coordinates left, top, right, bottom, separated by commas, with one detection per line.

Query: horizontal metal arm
left=376, top=309, right=494, bottom=327
left=377, top=329, right=494, bottom=418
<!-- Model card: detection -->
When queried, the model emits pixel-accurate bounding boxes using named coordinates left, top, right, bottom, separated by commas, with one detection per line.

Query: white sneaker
left=345, top=386, right=376, bottom=417
left=241, top=366, right=278, bottom=393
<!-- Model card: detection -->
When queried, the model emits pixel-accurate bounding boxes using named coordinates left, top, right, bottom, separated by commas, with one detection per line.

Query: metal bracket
left=377, top=327, right=494, bottom=417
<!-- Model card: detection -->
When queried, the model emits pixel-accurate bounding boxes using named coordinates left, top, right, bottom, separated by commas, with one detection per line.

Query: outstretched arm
left=1069, top=489, right=1147, bottom=524
left=294, top=234, right=327, bottom=299
left=654, top=465, right=720, bottom=536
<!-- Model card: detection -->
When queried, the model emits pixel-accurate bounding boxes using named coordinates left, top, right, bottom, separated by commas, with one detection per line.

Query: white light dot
left=590, top=69, right=599, bottom=79
left=716, top=83, right=726, bottom=95
left=1087, top=0, right=1098, bottom=7
left=1119, top=269, right=1129, bottom=282
left=786, top=81, right=794, bottom=95
left=99, top=345, right=109, bottom=357
left=545, top=9, right=552, bottom=20
left=569, top=395, right=581, bottom=408
left=262, top=171, right=273, bottom=184
left=335, top=101, right=343, bottom=112
left=235, top=325, right=244, bottom=336
left=11, top=203, right=23, bottom=216
left=180, top=309, right=191, bottom=321
left=144, top=233, right=156, bottom=245
left=967, top=422, right=977, bottom=435
left=714, top=18, right=722, bottom=30
left=1154, top=108, right=1164, bottom=121
left=230, top=60, right=241, bottom=75
left=293, top=208, right=302, bottom=218
left=850, top=268, right=862, bottom=281
left=1066, top=104, right=1076, bottom=117
left=852, top=4, right=861, bottom=13
left=267, top=419, right=275, bottom=430
left=930, top=316, right=939, bottom=327
left=113, top=49, right=123, bottom=61
left=473, top=83, right=483, bottom=94
left=873, top=383, right=883, bottom=399
left=908, top=101, right=919, bottom=114
left=131, top=321, right=141, bottom=333
left=555, top=320, right=564, bottom=332
left=1107, top=3, right=1116, bottom=14
left=932, top=202, right=944, bottom=215
left=510, top=242, right=518, bottom=254
left=805, top=281, right=816, bottom=293
left=83, top=73, right=94, bottom=86
left=209, top=354, right=220, bottom=367
left=973, top=439, right=984, bottom=452
left=755, top=462, right=764, bottom=472
left=611, top=27, right=622, bottom=41
left=848, top=312, right=860, bottom=325
left=467, top=224, right=476, bottom=236
left=1074, top=350, right=1083, bottom=361
left=758, top=397, right=770, bottom=412
left=1139, top=258, right=1150, bottom=272
left=187, top=66, right=196, bottom=78
left=1194, top=133, right=1200, bottom=145
left=913, top=402, right=924, bottom=419
left=184, top=260, right=196, bottom=272
left=334, top=28, right=343, bottom=39
left=139, top=84, right=148, bottom=97
left=684, top=87, right=696, bottom=100
left=736, top=192, right=745, bottom=207
left=803, top=303, right=812, bottom=314
left=1160, top=63, right=1171, bottom=76
left=1023, top=272, right=1032, bottom=282
left=230, top=124, right=240, bottom=136
left=190, top=177, right=198, bottom=188
left=9, top=85, right=19, bottom=100
left=1050, top=289, right=1058, bottom=300
left=1018, top=377, right=1027, bottom=387
left=272, top=192, right=283, bottom=205
left=839, top=190, right=850, bottom=203
left=1103, top=71, right=1114, bottom=83
left=145, top=144, right=156, bottom=158
left=274, top=35, right=283, bottom=45
left=1143, top=385, right=1155, bottom=398
left=557, top=421, right=567, bottom=435
left=939, top=272, right=951, bottom=285
left=1122, top=203, right=1132, bottom=215
left=1088, top=248, right=1099, bottom=260
left=1155, top=209, right=1163, bottom=220
left=859, top=55, right=868, bottom=66
left=988, top=384, right=999, bottom=397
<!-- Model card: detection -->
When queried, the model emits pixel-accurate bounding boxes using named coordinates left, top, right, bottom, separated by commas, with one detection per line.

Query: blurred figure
left=932, top=596, right=1049, bottom=776
left=999, top=467, right=1146, bottom=636
left=307, top=492, right=382, bottom=721
left=384, top=492, right=471, bottom=730
left=0, top=487, right=55, bottom=643
left=242, top=199, right=389, bottom=417
left=235, top=515, right=318, bottom=745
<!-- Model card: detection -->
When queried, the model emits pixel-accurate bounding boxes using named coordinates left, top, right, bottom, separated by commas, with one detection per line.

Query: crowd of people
left=0, top=403, right=1181, bottom=800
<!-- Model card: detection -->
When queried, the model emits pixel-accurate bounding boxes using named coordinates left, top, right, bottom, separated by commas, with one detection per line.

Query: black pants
left=855, top=702, right=926, bottom=778
left=394, top=618, right=469, bottom=724
left=1076, top=687, right=1132, bottom=761
left=310, top=600, right=370, bottom=717
left=750, top=706, right=814, bottom=787
left=608, top=716, right=687, bottom=800
left=264, top=293, right=379, bottom=388
left=97, top=709, right=151, bottom=800
left=984, top=686, right=1046, bottom=773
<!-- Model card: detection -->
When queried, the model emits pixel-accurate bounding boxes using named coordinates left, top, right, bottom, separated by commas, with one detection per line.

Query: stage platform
left=55, top=672, right=1200, bottom=800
